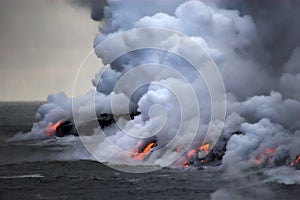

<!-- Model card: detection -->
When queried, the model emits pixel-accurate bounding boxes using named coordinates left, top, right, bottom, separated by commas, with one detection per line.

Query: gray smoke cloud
left=69, top=0, right=107, bottom=21
left=217, top=0, right=300, bottom=68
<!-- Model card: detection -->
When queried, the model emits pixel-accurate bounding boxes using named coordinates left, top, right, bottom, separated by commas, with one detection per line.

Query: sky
left=0, top=0, right=99, bottom=101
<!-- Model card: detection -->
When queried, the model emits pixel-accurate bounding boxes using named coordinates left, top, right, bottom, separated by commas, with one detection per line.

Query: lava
left=197, top=144, right=210, bottom=155
left=183, top=143, right=210, bottom=167
left=132, top=141, right=156, bottom=161
left=183, top=162, right=189, bottom=168
left=46, top=120, right=63, bottom=136
left=255, top=148, right=276, bottom=165
left=187, top=149, right=196, bottom=159
left=290, top=155, right=300, bottom=167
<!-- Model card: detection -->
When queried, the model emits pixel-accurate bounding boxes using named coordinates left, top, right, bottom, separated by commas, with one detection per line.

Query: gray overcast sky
left=0, top=0, right=99, bottom=101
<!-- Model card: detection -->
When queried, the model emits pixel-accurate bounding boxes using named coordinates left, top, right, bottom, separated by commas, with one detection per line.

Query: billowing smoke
left=215, top=0, right=300, bottom=68
left=10, top=0, right=300, bottom=176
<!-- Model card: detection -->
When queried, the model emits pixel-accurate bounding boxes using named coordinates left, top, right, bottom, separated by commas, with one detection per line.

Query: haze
left=0, top=0, right=98, bottom=101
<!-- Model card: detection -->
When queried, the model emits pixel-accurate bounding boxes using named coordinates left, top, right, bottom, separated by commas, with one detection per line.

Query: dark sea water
left=0, top=102, right=42, bottom=142
left=0, top=102, right=299, bottom=200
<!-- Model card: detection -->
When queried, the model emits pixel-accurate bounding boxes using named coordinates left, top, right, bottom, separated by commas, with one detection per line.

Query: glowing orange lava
left=296, top=155, right=300, bottom=163
left=47, top=120, right=62, bottom=136
left=182, top=143, right=210, bottom=167
left=133, top=142, right=155, bottom=161
left=186, top=143, right=210, bottom=159
left=197, top=144, right=210, bottom=154
left=183, top=162, right=189, bottom=167
left=187, top=149, right=196, bottom=159
left=255, top=148, right=276, bottom=165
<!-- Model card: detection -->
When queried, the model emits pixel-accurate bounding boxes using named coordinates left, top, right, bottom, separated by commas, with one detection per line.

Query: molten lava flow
left=133, top=141, right=156, bottom=161
left=182, top=143, right=210, bottom=167
left=182, top=144, right=209, bottom=167
left=46, top=120, right=62, bottom=136
left=183, top=162, right=189, bottom=168
left=290, top=155, right=300, bottom=167
left=187, top=143, right=210, bottom=160
left=255, top=148, right=276, bottom=165
left=187, top=149, right=196, bottom=159
left=197, top=144, right=210, bottom=155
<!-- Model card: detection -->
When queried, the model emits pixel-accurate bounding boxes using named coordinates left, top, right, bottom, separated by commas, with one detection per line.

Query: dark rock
left=56, top=121, right=78, bottom=137
left=55, top=112, right=142, bottom=137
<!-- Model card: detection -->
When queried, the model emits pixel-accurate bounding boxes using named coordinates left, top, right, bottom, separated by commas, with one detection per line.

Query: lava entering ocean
left=183, top=144, right=210, bottom=167
left=46, top=120, right=62, bottom=136
left=12, top=0, right=300, bottom=174
left=132, top=141, right=157, bottom=161
left=255, top=148, right=276, bottom=166
left=290, top=155, right=300, bottom=168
